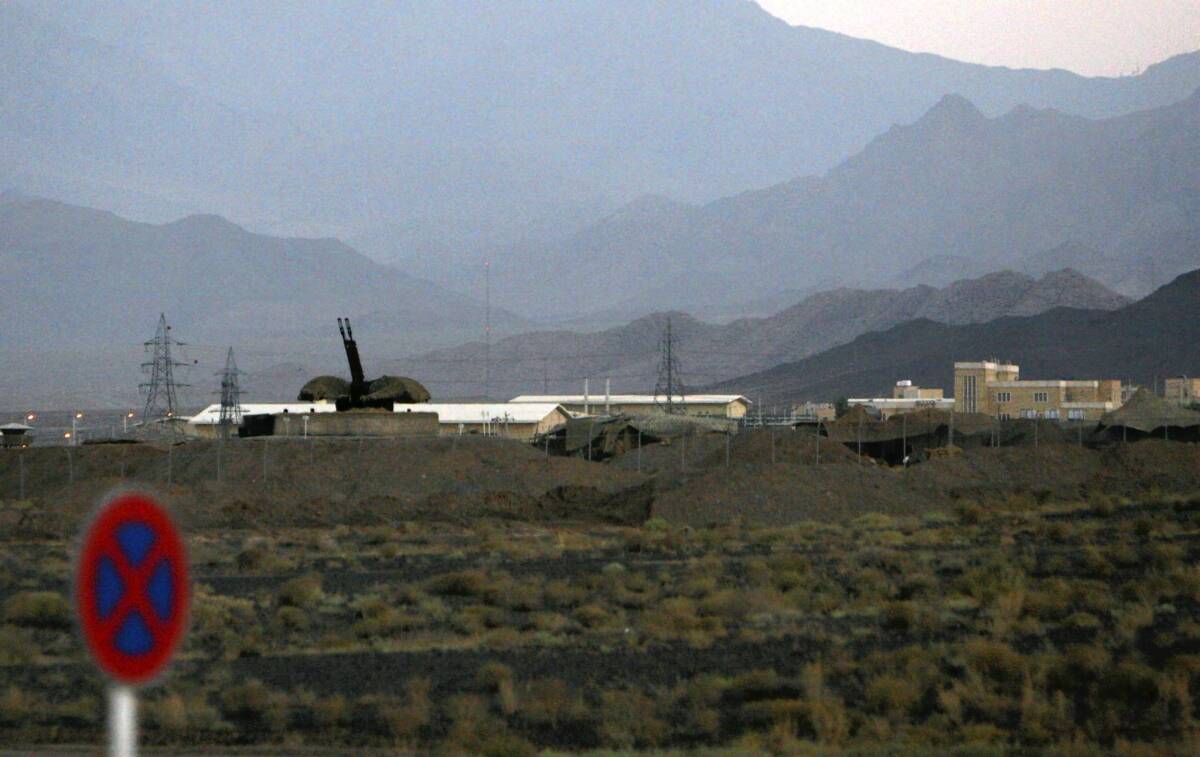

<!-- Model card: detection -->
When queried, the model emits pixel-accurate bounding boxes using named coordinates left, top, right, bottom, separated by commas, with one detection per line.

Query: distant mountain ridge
left=498, top=87, right=1200, bottom=317
left=6, top=0, right=1200, bottom=288
left=0, top=195, right=522, bottom=353
left=709, top=269, right=1200, bottom=403
left=394, top=269, right=1128, bottom=400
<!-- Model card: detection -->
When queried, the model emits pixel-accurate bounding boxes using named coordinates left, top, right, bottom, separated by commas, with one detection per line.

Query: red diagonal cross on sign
left=95, top=537, right=171, bottom=643
left=76, top=492, right=190, bottom=686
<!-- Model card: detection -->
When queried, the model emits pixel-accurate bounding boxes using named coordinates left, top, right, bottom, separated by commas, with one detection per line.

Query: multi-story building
left=1165, top=377, right=1200, bottom=407
left=953, top=361, right=1121, bottom=421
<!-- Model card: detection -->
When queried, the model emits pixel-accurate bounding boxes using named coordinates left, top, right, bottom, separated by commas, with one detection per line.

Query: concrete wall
left=272, top=411, right=438, bottom=437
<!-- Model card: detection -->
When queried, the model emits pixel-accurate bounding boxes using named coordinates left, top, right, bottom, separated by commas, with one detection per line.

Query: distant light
left=127, top=412, right=135, bottom=418
left=75, top=412, right=84, bottom=419
left=26, top=413, right=35, bottom=421
left=63, top=432, right=71, bottom=439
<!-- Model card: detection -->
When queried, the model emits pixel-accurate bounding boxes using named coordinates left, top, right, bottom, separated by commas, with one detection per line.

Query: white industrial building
left=393, top=403, right=570, bottom=440
left=510, top=394, right=750, bottom=419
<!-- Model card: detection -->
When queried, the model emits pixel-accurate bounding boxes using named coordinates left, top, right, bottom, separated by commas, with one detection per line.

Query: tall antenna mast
left=484, top=259, right=491, bottom=400
left=216, top=347, right=243, bottom=439
left=654, top=316, right=686, bottom=414
left=140, top=313, right=189, bottom=421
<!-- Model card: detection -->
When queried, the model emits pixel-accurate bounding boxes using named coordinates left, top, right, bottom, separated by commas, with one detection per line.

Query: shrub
left=428, top=570, right=495, bottom=599
left=865, top=674, right=921, bottom=719
left=313, top=694, right=348, bottom=728
left=598, top=689, right=668, bottom=749
left=278, top=573, right=323, bottom=608
left=0, top=624, right=39, bottom=665
left=220, top=679, right=289, bottom=732
left=3, top=591, right=71, bottom=630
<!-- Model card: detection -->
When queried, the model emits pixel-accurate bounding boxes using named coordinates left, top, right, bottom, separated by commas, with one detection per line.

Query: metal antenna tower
left=484, top=259, right=492, bottom=400
left=216, top=347, right=243, bottom=439
left=140, top=313, right=189, bottom=421
left=653, top=316, right=686, bottom=414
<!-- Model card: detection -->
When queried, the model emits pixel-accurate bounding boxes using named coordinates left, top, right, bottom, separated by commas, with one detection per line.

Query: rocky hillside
left=709, top=268, right=1200, bottom=403
left=391, top=269, right=1128, bottom=399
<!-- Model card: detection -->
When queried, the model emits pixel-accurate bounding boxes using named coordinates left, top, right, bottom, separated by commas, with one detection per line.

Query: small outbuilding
left=0, top=423, right=32, bottom=448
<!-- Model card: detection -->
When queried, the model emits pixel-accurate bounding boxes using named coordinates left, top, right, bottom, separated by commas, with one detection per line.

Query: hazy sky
left=756, top=1, right=1200, bottom=76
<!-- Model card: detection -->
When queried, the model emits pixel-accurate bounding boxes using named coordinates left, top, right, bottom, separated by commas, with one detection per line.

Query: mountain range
left=391, top=269, right=1128, bottom=400
left=5, top=0, right=1200, bottom=289
left=0, top=194, right=522, bottom=354
left=709, top=269, right=1200, bottom=404
left=497, top=87, right=1200, bottom=318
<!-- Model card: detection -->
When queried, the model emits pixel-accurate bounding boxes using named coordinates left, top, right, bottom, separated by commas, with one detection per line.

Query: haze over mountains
left=5, top=0, right=1200, bottom=289
left=710, top=270, right=1200, bottom=404
left=0, top=194, right=523, bottom=353
left=505, top=88, right=1200, bottom=318
left=393, top=269, right=1129, bottom=400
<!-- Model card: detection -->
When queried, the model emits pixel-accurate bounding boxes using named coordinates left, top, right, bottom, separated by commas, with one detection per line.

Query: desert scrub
left=278, top=572, right=324, bottom=608
left=0, top=624, right=39, bottom=665
left=220, top=679, right=290, bottom=733
left=2, top=591, right=71, bottom=630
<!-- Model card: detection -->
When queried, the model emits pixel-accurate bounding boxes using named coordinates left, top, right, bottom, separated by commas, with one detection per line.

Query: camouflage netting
left=365, top=375, right=431, bottom=404
left=298, top=376, right=351, bottom=402
left=297, top=375, right=430, bottom=405
left=1099, top=388, right=1200, bottom=434
left=561, top=414, right=733, bottom=458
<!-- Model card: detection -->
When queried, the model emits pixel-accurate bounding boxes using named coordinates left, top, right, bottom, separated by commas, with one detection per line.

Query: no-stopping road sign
left=76, top=492, right=190, bottom=685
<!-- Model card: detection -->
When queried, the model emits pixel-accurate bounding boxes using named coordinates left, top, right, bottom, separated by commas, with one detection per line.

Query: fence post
left=18, top=451, right=25, bottom=500
left=1034, top=419, right=1038, bottom=449
left=262, top=438, right=268, bottom=484
left=637, top=429, right=642, bottom=472
left=167, top=444, right=173, bottom=486
left=216, top=439, right=223, bottom=484
left=67, top=447, right=74, bottom=485
left=121, top=446, right=127, bottom=479
left=902, top=414, right=907, bottom=463
left=949, top=411, right=954, bottom=448
left=815, top=421, right=821, bottom=465
left=770, top=428, right=776, bottom=464
left=857, top=416, right=863, bottom=465
left=725, top=432, right=731, bottom=468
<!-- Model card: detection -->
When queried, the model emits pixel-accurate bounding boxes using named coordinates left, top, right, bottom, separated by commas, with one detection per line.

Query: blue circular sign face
left=76, top=493, right=190, bottom=685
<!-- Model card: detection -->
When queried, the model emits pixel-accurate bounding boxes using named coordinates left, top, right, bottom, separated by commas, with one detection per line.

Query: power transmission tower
left=140, top=313, right=189, bottom=421
left=216, top=347, right=243, bottom=439
left=484, top=259, right=492, bottom=400
left=654, top=316, right=686, bottom=414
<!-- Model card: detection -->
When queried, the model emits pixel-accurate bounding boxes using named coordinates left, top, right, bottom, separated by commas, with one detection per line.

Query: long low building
left=510, top=394, right=750, bottom=419
left=393, top=403, right=570, bottom=440
left=187, top=403, right=337, bottom=437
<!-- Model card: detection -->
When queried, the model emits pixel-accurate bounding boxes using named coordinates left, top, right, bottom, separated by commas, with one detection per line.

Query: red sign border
left=75, top=492, right=190, bottom=685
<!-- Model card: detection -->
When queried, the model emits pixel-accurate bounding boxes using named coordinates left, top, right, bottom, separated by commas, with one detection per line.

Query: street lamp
left=124, top=412, right=135, bottom=433
left=25, top=412, right=36, bottom=423
left=72, top=412, right=83, bottom=446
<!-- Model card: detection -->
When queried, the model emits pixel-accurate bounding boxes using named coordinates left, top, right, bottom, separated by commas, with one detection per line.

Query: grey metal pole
left=725, top=432, right=731, bottom=468
left=262, top=438, right=268, bottom=483
left=167, top=444, right=173, bottom=486
left=770, top=428, right=776, bottom=464
left=949, top=410, right=954, bottom=448
left=637, top=429, right=642, bottom=472
left=121, top=446, right=127, bottom=479
left=18, top=451, right=25, bottom=500
left=815, top=421, right=820, bottom=465
left=1034, top=419, right=1038, bottom=449
left=217, top=438, right=223, bottom=484
left=67, top=447, right=74, bottom=485
left=857, top=416, right=863, bottom=465
left=902, top=413, right=907, bottom=462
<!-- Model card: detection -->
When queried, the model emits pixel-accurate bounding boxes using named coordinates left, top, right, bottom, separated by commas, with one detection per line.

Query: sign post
left=75, top=492, right=190, bottom=756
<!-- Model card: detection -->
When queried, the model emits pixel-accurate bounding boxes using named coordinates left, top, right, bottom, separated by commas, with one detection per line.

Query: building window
left=1020, top=409, right=1037, bottom=419
left=1034, top=392, right=1048, bottom=403
left=1068, top=409, right=1085, bottom=421
left=996, top=391, right=1011, bottom=403
left=999, top=413, right=1012, bottom=420
left=1045, top=409, right=1060, bottom=420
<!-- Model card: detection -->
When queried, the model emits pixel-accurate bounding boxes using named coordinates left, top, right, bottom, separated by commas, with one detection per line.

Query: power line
left=140, top=313, right=189, bottom=421
left=216, top=347, right=243, bottom=439
left=654, top=317, right=686, bottom=413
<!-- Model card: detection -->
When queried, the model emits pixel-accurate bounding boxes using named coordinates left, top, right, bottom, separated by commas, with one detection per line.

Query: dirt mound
left=653, top=440, right=1200, bottom=526
left=0, top=437, right=650, bottom=535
